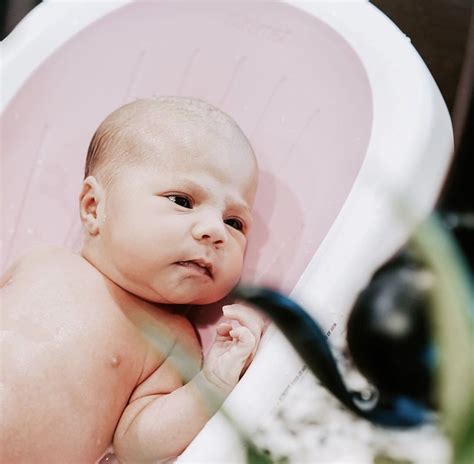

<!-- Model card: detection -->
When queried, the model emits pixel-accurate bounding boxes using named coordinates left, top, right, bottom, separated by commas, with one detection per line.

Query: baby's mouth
left=176, top=260, right=213, bottom=278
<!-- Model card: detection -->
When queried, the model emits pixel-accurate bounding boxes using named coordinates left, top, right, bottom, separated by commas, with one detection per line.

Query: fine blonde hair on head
left=84, top=100, right=148, bottom=189
left=84, top=96, right=255, bottom=188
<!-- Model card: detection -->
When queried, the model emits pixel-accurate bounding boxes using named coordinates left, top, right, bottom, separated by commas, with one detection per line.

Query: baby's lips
left=175, top=258, right=214, bottom=278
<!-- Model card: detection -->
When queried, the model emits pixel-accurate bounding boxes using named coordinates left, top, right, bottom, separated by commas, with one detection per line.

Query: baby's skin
left=1, top=98, right=263, bottom=463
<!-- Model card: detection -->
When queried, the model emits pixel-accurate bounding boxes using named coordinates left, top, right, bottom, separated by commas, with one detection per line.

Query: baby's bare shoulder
left=1, top=245, right=101, bottom=290
left=14, top=244, right=85, bottom=266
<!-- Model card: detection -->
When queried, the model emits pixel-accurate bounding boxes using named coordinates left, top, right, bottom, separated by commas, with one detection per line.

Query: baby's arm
left=113, top=305, right=263, bottom=464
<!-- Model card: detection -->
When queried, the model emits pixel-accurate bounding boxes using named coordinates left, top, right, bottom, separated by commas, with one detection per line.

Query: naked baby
left=1, top=97, right=263, bottom=463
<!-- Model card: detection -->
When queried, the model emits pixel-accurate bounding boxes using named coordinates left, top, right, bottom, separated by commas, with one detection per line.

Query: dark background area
left=1, top=0, right=473, bottom=265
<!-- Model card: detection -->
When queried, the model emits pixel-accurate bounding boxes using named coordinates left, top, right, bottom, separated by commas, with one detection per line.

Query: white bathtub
left=0, top=0, right=453, bottom=461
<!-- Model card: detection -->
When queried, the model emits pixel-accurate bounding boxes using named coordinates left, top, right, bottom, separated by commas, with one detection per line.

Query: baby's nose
left=192, top=211, right=227, bottom=245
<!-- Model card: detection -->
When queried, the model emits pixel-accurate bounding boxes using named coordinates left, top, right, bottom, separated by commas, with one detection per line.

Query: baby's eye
left=224, top=218, right=244, bottom=231
left=167, top=195, right=193, bottom=209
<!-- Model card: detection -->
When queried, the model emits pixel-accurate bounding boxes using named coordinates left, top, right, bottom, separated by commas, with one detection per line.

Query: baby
left=1, top=97, right=263, bottom=463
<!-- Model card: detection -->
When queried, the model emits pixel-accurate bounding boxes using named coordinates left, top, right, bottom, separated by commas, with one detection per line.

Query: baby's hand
left=203, top=304, right=264, bottom=391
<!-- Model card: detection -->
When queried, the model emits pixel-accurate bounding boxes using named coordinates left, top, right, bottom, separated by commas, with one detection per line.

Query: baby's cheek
left=108, top=227, right=151, bottom=271
left=225, top=252, right=245, bottom=286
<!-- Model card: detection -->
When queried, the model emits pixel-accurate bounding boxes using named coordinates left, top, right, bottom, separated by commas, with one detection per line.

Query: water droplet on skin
left=110, top=356, right=120, bottom=368
left=98, top=452, right=116, bottom=463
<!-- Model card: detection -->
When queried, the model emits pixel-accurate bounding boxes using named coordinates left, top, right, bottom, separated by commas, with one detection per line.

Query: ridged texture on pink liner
left=1, top=1, right=372, bottom=349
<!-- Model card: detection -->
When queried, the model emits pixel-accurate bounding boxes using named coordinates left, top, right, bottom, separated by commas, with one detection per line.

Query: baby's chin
left=161, top=290, right=227, bottom=306
left=113, top=270, right=237, bottom=306
left=132, top=283, right=229, bottom=306
left=147, top=276, right=239, bottom=306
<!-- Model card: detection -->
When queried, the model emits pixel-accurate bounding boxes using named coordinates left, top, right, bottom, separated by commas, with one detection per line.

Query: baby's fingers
left=230, top=326, right=255, bottom=355
left=223, top=304, right=264, bottom=344
left=215, top=322, right=233, bottom=341
left=216, top=322, right=232, bottom=335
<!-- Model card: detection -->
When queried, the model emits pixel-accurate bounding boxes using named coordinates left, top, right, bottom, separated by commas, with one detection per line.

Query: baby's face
left=95, top=127, right=257, bottom=305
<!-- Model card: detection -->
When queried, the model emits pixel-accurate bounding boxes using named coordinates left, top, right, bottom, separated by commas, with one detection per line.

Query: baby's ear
left=79, top=176, right=105, bottom=235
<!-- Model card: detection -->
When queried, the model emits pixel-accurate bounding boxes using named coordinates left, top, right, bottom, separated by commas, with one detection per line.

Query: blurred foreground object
left=233, top=284, right=432, bottom=428
left=346, top=247, right=435, bottom=408
left=235, top=214, right=473, bottom=463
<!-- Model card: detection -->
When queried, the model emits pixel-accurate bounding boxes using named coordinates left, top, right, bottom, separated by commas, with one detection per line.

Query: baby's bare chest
left=2, top=250, right=171, bottom=411
left=1, top=251, right=177, bottom=460
left=5, top=267, right=136, bottom=359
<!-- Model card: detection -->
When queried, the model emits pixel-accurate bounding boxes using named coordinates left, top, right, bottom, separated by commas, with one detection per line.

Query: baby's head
left=80, top=97, right=258, bottom=305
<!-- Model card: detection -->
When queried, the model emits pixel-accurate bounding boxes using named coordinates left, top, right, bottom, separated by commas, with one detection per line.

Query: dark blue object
left=232, top=252, right=435, bottom=427
left=347, top=248, right=435, bottom=406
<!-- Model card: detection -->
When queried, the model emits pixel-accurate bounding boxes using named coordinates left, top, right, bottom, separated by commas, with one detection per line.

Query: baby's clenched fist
left=202, top=304, right=264, bottom=392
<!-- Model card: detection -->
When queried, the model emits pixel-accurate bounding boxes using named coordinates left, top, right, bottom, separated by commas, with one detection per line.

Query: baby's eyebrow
left=173, top=179, right=210, bottom=199
left=175, top=178, right=252, bottom=217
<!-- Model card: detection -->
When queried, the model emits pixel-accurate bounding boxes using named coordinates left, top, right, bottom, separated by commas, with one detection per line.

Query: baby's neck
left=79, top=247, right=190, bottom=317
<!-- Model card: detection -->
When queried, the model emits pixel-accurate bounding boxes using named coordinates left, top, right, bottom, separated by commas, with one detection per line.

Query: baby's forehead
left=128, top=114, right=249, bottom=160
left=139, top=108, right=241, bottom=143
left=125, top=129, right=256, bottom=188
left=105, top=98, right=250, bottom=153
left=101, top=99, right=257, bottom=185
